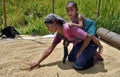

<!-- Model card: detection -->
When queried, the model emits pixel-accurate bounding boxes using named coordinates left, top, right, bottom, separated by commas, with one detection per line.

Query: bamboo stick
left=3, top=0, right=7, bottom=27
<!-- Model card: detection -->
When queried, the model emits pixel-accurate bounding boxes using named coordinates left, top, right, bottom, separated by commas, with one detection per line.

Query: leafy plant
left=0, top=0, right=120, bottom=35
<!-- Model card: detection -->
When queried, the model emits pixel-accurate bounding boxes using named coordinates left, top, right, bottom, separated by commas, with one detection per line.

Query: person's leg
left=87, top=23, right=104, bottom=61
left=83, top=57, right=94, bottom=70
left=68, top=42, right=83, bottom=62
left=73, top=45, right=97, bottom=70
left=73, top=57, right=94, bottom=70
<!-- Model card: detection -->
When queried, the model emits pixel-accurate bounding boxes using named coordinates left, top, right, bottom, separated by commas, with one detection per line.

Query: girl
left=29, top=13, right=101, bottom=70
left=66, top=1, right=103, bottom=60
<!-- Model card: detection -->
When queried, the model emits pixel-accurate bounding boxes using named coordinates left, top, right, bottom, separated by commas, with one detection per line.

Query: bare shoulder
left=78, top=14, right=86, bottom=21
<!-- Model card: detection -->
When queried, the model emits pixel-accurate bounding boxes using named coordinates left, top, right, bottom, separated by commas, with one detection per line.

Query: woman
left=29, top=13, right=99, bottom=70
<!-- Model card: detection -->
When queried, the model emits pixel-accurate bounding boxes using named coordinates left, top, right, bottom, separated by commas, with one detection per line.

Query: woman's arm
left=38, top=43, right=57, bottom=64
left=29, top=34, right=62, bottom=69
left=76, top=34, right=91, bottom=58
left=29, top=43, right=57, bottom=69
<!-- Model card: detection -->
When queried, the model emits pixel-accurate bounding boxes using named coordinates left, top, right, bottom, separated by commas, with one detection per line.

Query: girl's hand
left=69, top=22, right=74, bottom=27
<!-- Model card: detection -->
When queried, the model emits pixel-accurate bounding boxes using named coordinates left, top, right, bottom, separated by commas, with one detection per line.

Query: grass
left=0, top=0, right=120, bottom=35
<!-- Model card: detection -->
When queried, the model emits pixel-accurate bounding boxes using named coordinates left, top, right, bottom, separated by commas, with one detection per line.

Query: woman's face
left=45, top=23, right=57, bottom=34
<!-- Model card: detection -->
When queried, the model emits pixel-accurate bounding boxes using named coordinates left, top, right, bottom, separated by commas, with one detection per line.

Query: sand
left=0, top=36, right=120, bottom=77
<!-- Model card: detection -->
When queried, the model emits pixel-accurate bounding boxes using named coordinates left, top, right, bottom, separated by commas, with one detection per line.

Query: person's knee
left=73, top=57, right=95, bottom=70
left=73, top=58, right=86, bottom=70
left=73, top=63, right=84, bottom=70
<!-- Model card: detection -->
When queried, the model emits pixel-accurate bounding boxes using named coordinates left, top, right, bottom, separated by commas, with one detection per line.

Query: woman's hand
left=28, top=62, right=40, bottom=70
left=76, top=51, right=82, bottom=59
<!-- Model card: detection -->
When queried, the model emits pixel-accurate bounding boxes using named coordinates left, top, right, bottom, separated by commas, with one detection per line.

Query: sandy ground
left=0, top=36, right=120, bottom=77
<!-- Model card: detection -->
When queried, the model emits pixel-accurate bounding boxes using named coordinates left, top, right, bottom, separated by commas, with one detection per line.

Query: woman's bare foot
left=94, top=53, right=104, bottom=62
left=98, top=46, right=103, bottom=54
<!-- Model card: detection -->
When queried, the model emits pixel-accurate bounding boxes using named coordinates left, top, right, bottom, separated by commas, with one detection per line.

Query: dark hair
left=66, top=1, right=78, bottom=9
left=44, top=13, right=65, bottom=25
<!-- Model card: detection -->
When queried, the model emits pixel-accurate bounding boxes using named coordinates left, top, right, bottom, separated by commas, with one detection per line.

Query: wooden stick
left=96, top=0, right=101, bottom=19
left=52, top=0, right=55, bottom=13
left=3, top=0, right=7, bottom=27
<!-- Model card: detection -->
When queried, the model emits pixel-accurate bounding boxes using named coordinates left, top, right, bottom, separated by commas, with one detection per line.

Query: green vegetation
left=0, top=0, right=120, bottom=35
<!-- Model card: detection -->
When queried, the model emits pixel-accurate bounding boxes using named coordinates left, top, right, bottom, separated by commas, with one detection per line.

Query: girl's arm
left=69, top=21, right=83, bottom=28
left=69, top=14, right=85, bottom=28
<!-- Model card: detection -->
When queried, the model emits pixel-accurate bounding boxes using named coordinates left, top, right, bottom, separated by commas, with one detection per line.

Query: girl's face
left=45, top=23, right=57, bottom=34
left=66, top=5, right=78, bottom=19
